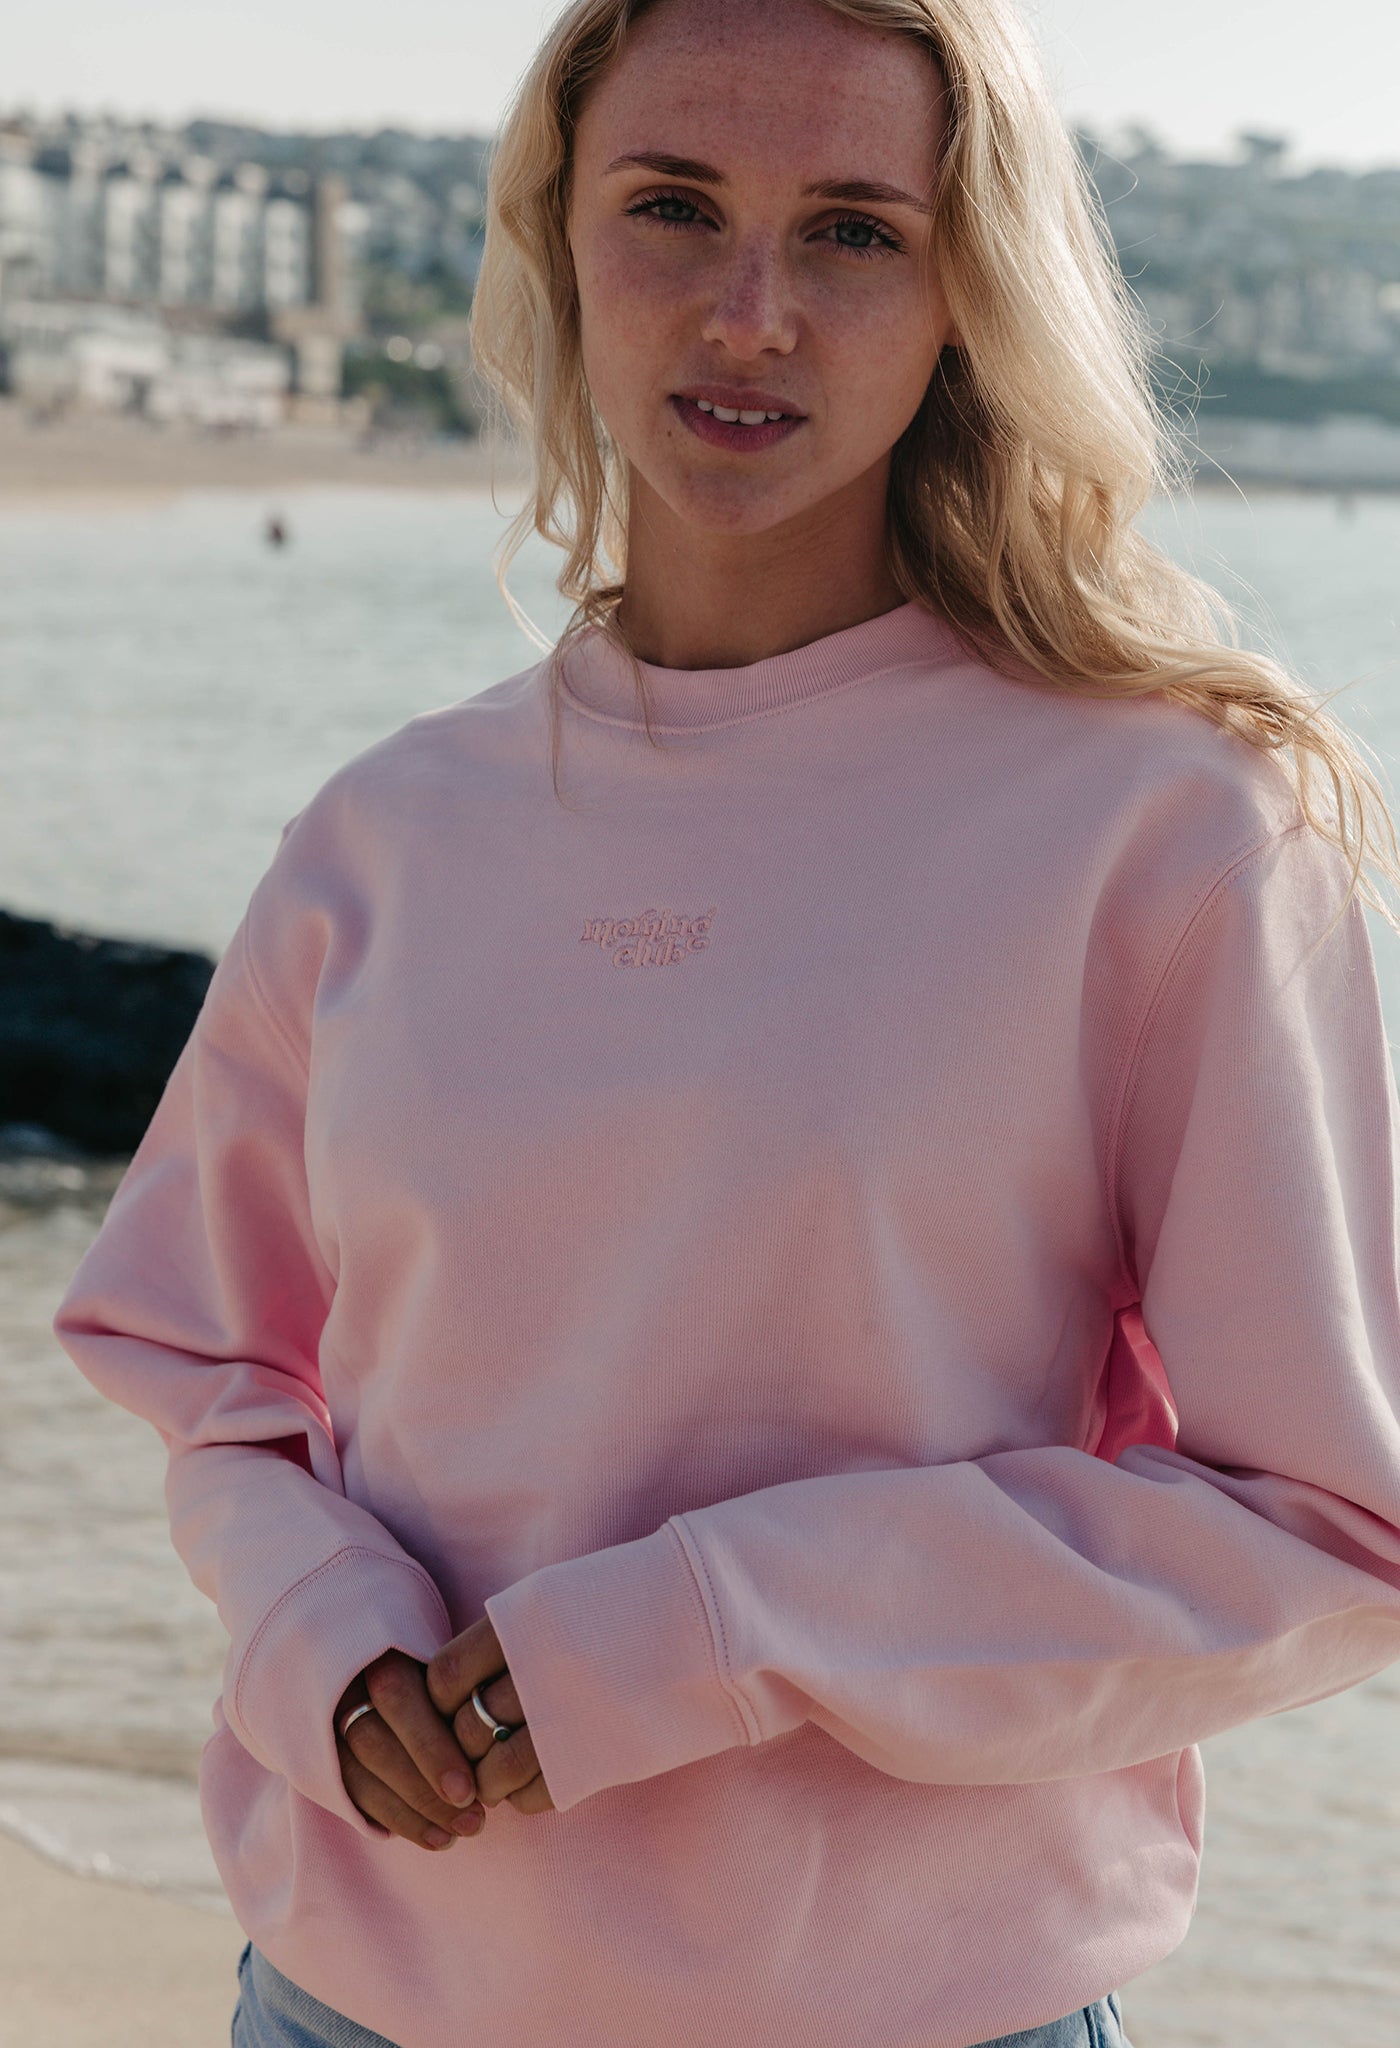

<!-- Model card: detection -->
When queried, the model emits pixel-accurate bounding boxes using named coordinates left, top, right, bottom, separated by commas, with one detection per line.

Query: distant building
left=268, top=175, right=362, bottom=419
left=102, top=157, right=159, bottom=301
left=264, top=173, right=313, bottom=308
left=0, top=107, right=492, bottom=336
left=0, top=134, right=42, bottom=294
left=144, top=328, right=290, bottom=427
left=157, top=161, right=215, bottom=304
left=8, top=103, right=1396, bottom=429
left=0, top=117, right=367, bottom=425
left=0, top=298, right=290, bottom=426
left=0, top=130, right=332, bottom=321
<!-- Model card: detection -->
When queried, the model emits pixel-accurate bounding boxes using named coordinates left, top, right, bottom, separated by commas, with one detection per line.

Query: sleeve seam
left=232, top=1543, right=451, bottom=1731
left=665, top=1518, right=760, bottom=1744
left=1103, top=819, right=1311, bottom=1289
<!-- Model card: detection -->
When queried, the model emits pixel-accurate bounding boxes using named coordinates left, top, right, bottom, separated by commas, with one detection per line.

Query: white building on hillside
left=156, top=159, right=216, bottom=304
left=102, top=157, right=160, bottom=300
left=0, top=299, right=290, bottom=425
left=264, top=173, right=313, bottom=307
left=0, top=138, right=324, bottom=317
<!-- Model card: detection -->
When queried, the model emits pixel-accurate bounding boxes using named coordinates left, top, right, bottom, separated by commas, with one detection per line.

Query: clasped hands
left=333, top=1614, right=555, bottom=1851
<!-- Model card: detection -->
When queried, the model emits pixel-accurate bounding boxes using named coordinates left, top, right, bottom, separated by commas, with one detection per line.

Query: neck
left=616, top=457, right=905, bottom=670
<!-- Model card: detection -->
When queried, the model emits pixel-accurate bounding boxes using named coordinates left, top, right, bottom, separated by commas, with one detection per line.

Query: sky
left=4, top=0, right=1397, bottom=171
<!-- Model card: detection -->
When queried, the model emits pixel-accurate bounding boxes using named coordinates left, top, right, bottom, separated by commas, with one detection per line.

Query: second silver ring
left=470, top=1683, right=515, bottom=1744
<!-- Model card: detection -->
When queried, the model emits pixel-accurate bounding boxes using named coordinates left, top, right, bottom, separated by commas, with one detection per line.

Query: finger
left=472, top=1721, right=543, bottom=1809
left=507, top=1774, right=556, bottom=1816
left=482, top=1672, right=525, bottom=1726
left=452, top=1672, right=527, bottom=1765
left=426, top=1616, right=506, bottom=1716
left=364, top=1652, right=481, bottom=1808
left=341, top=1709, right=483, bottom=1836
left=338, top=1746, right=462, bottom=1852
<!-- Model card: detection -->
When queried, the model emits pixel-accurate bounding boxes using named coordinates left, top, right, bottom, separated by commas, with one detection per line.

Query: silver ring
left=470, top=1684, right=515, bottom=1744
left=338, top=1701, right=376, bottom=1741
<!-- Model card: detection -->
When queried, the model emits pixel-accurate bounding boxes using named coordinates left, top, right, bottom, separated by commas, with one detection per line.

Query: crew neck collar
left=553, top=599, right=963, bottom=732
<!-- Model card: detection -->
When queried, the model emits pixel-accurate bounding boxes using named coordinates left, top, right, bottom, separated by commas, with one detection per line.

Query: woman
left=52, top=2, right=1400, bottom=2045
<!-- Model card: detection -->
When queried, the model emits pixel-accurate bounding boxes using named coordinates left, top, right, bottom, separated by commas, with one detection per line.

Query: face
left=566, top=0, right=960, bottom=542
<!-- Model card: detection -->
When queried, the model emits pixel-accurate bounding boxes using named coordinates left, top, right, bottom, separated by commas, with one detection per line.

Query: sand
left=0, top=395, right=531, bottom=501
left=2, top=393, right=1392, bottom=505
left=0, top=1831, right=244, bottom=2048
left=6, top=1727, right=1400, bottom=2048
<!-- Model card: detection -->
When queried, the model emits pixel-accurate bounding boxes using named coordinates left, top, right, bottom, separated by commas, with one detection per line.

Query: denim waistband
left=234, top=1942, right=402, bottom=2048
left=233, top=1940, right=1128, bottom=2048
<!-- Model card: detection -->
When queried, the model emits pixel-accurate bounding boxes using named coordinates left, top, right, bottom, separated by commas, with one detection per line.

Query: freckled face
left=566, top=0, right=959, bottom=539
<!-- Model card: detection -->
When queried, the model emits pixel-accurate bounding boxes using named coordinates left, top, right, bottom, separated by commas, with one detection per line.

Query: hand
left=334, top=1649, right=487, bottom=1851
left=426, top=1615, right=556, bottom=1816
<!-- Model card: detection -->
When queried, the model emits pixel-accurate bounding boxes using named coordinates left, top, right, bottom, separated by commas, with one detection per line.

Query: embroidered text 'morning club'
left=580, top=906, right=716, bottom=969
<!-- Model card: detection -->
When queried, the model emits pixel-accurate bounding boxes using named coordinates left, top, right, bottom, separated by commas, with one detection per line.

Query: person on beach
left=51, top=3, right=1400, bottom=2046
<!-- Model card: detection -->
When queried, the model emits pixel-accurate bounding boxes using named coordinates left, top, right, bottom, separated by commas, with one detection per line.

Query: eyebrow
left=602, top=151, right=935, bottom=216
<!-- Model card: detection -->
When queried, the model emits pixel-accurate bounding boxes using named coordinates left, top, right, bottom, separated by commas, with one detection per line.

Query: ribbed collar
left=554, top=599, right=964, bottom=732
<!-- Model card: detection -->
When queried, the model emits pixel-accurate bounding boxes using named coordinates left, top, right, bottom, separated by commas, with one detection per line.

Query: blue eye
left=622, top=190, right=904, bottom=259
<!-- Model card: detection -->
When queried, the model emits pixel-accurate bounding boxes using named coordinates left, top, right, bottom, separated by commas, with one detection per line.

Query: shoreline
left=2, top=397, right=1399, bottom=501
left=0, top=1754, right=224, bottom=1914
left=0, top=395, right=532, bottom=501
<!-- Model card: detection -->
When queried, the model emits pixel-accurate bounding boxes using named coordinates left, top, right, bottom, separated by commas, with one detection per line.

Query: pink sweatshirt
left=53, top=599, right=1400, bottom=2048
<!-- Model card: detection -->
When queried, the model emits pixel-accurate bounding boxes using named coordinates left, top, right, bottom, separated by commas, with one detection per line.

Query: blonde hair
left=471, top=0, right=1400, bottom=931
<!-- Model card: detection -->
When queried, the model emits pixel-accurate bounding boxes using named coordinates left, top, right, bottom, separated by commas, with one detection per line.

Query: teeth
left=692, top=398, right=790, bottom=425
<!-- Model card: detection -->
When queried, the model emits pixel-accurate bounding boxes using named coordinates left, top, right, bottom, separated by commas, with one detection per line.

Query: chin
left=656, top=466, right=819, bottom=538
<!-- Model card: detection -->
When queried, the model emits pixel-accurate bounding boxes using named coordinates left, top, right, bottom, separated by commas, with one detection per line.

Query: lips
left=670, top=394, right=807, bottom=452
left=675, top=387, right=806, bottom=420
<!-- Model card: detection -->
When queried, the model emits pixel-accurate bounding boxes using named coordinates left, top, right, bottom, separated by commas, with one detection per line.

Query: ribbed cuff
left=228, top=1543, right=454, bottom=1839
left=484, top=1519, right=753, bottom=1813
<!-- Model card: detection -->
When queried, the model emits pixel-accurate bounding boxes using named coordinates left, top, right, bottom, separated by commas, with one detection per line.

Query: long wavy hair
left=470, top=0, right=1399, bottom=929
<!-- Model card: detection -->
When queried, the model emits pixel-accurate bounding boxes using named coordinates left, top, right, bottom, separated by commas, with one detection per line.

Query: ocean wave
left=0, top=1756, right=232, bottom=1915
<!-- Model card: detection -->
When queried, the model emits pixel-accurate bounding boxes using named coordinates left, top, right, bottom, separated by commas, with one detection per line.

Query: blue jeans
left=231, top=1939, right=1132, bottom=2047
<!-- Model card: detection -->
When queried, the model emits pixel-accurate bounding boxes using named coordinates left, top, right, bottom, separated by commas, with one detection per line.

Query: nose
left=699, top=235, right=798, bottom=360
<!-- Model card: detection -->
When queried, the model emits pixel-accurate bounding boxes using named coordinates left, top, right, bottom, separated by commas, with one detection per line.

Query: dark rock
left=0, top=909, right=215, bottom=1158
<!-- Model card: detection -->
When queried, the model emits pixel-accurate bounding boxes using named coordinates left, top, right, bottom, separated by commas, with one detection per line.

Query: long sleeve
left=51, top=828, right=453, bottom=1839
left=485, top=820, right=1400, bottom=1815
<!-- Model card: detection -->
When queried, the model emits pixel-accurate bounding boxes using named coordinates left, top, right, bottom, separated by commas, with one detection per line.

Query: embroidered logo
left=580, top=905, right=716, bottom=969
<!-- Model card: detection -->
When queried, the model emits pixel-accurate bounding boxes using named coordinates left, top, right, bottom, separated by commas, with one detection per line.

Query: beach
left=3, top=448, right=1400, bottom=2047
left=0, top=393, right=531, bottom=501
left=7, top=393, right=1400, bottom=506
left=0, top=1833, right=244, bottom=2048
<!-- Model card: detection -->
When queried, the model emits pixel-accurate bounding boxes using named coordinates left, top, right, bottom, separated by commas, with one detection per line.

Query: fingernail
left=442, top=1771, right=473, bottom=1805
left=425, top=1827, right=454, bottom=1849
left=451, top=1810, right=482, bottom=1836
